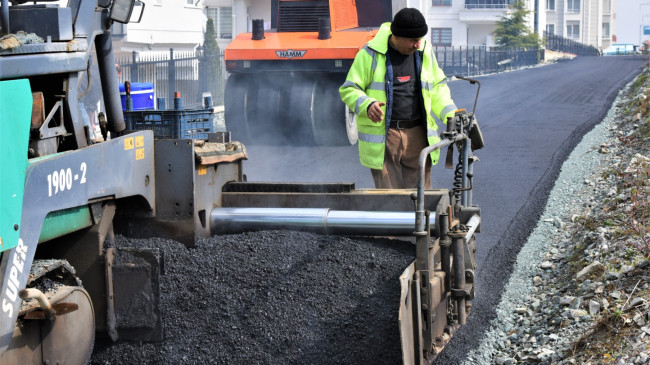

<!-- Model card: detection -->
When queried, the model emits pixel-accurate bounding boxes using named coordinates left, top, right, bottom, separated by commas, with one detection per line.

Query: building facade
left=423, top=0, right=537, bottom=47
left=544, top=0, right=615, bottom=50
left=110, top=0, right=618, bottom=56
left=111, top=0, right=207, bottom=57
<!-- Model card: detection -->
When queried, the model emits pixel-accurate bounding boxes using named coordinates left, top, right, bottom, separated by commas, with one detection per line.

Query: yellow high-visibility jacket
left=339, top=23, right=457, bottom=170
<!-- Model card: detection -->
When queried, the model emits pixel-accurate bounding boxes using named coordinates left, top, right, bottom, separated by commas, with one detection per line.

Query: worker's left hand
left=368, top=101, right=385, bottom=123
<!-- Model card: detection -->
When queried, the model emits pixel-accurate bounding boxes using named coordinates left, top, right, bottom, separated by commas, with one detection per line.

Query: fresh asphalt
left=241, top=55, right=646, bottom=362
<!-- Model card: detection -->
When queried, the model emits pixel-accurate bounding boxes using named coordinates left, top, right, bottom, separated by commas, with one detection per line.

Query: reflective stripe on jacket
left=339, top=22, right=457, bottom=170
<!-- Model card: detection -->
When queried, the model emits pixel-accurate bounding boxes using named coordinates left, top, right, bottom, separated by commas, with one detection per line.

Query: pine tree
left=493, top=0, right=541, bottom=49
left=203, top=18, right=222, bottom=103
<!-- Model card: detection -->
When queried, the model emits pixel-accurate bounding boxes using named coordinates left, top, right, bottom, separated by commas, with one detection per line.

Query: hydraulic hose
left=415, top=134, right=466, bottom=232
left=2, top=0, right=9, bottom=36
left=95, top=25, right=125, bottom=133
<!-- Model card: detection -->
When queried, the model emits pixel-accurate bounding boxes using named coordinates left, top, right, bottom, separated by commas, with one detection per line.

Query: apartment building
left=111, top=0, right=535, bottom=53
left=422, top=0, right=537, bottom=47
left=424, top=0, right=616, bottom=50
left=202, top=0, right=535, bottom=48
left=108, top=0, right=616, bottom=56
left=544, top=0, right=615, bottom=50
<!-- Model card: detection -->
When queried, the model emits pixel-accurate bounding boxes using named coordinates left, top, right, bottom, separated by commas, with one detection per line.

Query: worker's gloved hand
left=367, top=101, right=386, bottom=123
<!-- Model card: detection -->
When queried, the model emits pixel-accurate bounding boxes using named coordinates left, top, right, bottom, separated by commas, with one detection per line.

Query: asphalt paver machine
left=0, top=0, right=483, bottom=363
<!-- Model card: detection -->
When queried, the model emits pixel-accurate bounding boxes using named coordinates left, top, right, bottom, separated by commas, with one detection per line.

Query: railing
left=433, top=46, right=540, bottom=76
left=544, top=32, right=600, bottom=56
left=116, top=48, right=226, bottom=108
left=433, top=33, right=599, bottom=77
left=464, top=0, right=515, bottom=9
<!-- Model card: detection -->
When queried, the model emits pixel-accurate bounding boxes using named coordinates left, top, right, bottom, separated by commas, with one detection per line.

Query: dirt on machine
left=1, top=0, right=484, bottom=364
left=224, top=0, right=393, bottom=146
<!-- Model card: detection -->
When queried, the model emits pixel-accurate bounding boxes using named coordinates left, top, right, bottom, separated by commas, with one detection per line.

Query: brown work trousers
left=371, top=125, right=432, bottom=189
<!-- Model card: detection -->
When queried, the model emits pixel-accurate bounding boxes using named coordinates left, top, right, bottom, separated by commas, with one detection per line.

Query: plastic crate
left=119, top=83, right=155, bottom=110
left=124, top=108, right=213, bottom=139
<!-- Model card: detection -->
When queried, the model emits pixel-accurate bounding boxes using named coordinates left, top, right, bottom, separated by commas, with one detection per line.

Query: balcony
left=464, top=0, right=514, bottom=9
left=459, top=0, right=512, bottom=24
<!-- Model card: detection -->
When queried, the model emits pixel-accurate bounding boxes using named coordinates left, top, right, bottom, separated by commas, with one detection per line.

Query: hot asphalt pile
left=91, top=230, right=415, bottom=364
left=464, top=68, right=650, bottom=364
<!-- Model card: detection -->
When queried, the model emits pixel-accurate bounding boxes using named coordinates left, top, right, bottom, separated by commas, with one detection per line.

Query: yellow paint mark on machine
left=135, top=135, right=145, bottom=148
left=124, top=137, right=134, bottom=150
left=136, top=148, right=145, bottom=160
left=198, top=165, right=207, bottom=175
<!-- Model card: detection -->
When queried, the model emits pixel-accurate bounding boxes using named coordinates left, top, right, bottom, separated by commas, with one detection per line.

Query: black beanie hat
left=391, top=8, right=428, bottom=38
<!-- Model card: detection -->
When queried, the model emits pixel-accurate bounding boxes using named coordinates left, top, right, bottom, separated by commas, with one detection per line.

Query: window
left=546, top=0, right=555, bottom=10
left=602, top=23, right=610, bottom=38
left=567, top=0, right=580, bottom=12
left=546, top=24, right=555, bottom=35
left=207, top=7, right=233, bottom=39
left=433, top=0, right=452, bottom=5
left=567, top=23, right=579, bottom=38
left=431, top=28, right=452, bottom=46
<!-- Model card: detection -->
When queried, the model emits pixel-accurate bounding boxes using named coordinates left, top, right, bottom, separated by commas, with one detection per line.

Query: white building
left=544, top=0, right=615, bottom=50
left=110, top=0, right=616, bottom=56
left=422, top=0, right=537, bottom=47
left=112, top=0, right=208, bottom=58
left=420, top=0, right=614, bottom=50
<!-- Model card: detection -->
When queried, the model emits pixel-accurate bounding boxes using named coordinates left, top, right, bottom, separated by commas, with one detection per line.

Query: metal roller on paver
left=0, top=0, right=484, bottom=363
left=224, top=0, right=392, bottom=145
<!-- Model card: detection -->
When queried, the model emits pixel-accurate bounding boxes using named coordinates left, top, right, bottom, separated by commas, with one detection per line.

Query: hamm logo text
left=276, top=50, right=307, bottom=59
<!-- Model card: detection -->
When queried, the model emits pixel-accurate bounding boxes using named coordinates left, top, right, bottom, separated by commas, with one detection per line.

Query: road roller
left=0, top=0, right=483, bottom=363
left=224, top=0, right=393, bottom=145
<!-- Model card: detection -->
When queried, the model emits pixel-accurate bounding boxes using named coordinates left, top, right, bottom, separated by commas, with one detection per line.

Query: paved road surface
left=239, top=55, right=645, bottom=362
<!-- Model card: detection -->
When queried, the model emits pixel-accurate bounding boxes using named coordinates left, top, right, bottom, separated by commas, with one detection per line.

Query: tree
left=493, top=0, right=542, bottom=49
left=203, top=18, right=222, bottom=103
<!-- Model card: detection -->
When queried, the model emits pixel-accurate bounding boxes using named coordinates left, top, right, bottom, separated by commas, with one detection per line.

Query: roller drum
left=224, top=74, right=252, bottom=142
left=225, top=72, right=350, bottom=146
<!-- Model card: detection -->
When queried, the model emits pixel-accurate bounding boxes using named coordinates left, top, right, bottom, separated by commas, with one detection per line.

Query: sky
left=616, top=0, right=650, bottom=45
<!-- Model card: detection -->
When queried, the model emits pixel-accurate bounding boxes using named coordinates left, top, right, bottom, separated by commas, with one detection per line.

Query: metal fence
left=433, top=33, right=600, bottom=76
left=433, top=46, right=540, bottom=77
left=116, top=48, right=226, bottom=108
left=544, top=32, right=600, bottom=56
left=116, top=33, right=596, bottom=108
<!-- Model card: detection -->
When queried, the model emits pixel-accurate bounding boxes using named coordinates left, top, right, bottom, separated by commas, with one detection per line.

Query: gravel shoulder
left=464, top=66, right=650, bottom=365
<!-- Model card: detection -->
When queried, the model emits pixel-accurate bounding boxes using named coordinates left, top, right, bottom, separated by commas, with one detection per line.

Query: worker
left=339, top=8, right=458, bottom=189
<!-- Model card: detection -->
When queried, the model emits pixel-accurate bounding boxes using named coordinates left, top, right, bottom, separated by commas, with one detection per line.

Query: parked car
left=602, top=44, right=636, bottom=56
